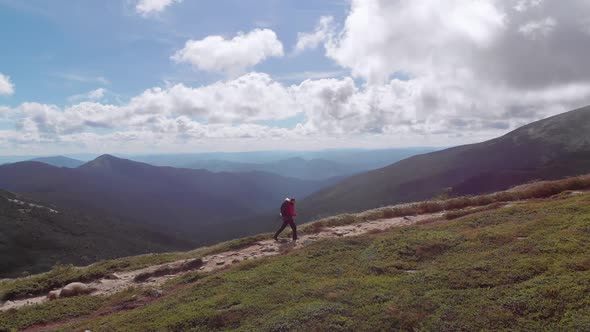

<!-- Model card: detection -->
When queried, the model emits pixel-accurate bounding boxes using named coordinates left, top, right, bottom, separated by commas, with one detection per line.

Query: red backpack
left=280, top=200, right=290, bottom=216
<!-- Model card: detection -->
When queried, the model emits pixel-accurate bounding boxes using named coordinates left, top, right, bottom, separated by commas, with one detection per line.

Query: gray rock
left=60, top=282, right=95, bottom=298
left=303, top=239, right=315, bottom=246
left=146, top=288, right=163, bottom=298
left=105, top=273, right=120, bottom=280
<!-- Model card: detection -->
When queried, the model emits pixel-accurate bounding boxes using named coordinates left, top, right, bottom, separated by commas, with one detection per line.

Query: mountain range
left=0, top=155, right=337, bottom=244
left=298, top=105, right=590, bottom=220
left=29, top=156, right=85, bottom=168
left=2, top=106, right=590, bottom=277
left=128, top=147, right=437, bottom=178
left=182, top=157, right=360, bottom=180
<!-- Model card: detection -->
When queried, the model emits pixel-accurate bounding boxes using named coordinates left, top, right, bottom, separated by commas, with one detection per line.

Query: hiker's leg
left=274, top=221, right=288, bottom=239
left=289, top=220, right=297, bottom=240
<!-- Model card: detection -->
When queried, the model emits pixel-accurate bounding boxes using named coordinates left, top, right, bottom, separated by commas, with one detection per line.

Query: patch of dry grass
left=301, top=175, right=590, bottom=234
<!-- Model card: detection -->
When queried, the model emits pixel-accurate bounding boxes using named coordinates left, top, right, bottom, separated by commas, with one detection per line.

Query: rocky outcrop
left=58, top=282, right=96, bottom=298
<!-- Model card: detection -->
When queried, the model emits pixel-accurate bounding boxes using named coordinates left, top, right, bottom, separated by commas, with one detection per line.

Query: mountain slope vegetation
left=299, top=105, right=590, bottom=220
left=2, top=186, right=589, bottom=331
left=0, top=155, right=335, bottom=243
left=0, top=190, right=194, bottom=278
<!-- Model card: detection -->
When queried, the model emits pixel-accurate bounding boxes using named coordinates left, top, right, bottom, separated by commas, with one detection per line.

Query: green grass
left=301, top=174, right=590, bottom=233
left=0, top=253, right=192, bottom=302
left=43, top=193, right=590, bottom=331
left=4, top=175, right=586, bottom=303
left=0, top=287, right=144, bottom=331
left=0, top=233, right=271, bottom=302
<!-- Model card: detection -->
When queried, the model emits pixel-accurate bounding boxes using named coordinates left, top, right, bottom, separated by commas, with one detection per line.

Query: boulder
left=104, top=273, right=120, bottom=280
left=145, top=288, right=163, bottom=298
left=47, top=290, right=60, bottom=300
left=59, top=282, right=96, bottom=298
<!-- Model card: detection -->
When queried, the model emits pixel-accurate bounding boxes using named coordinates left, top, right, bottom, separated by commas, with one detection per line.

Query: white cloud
left=88, top=88, right=106, bottom=100
left=519, top=17, right=557, bottom=40
left=55, top=72, right=110, bottom=85
left=295, top=16, right=335, bottom=53
left=4, top=0, right=590, bottom=154
left=171, top=29, right=284, bottom=76
left=322, top=0, right=506, bottom=84
left=316, top=0, right=590, bottom=89
left=276, top=70, right=346, bottom=82
left=7, top=68, right=590, bottom=152
left=0, top=73, right=15, bottom=96
left=128, top=72, right=297, bottom=123
left=68, top=88, right=107, bottom=103
left=136, top=0, right=182, bottom=16
left=9, top=73, right=299, bottom=140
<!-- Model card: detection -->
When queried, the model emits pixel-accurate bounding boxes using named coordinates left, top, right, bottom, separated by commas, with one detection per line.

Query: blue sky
left=0, top=0, right=345, bottom=107
left=1, top=0, right=590, bottom=155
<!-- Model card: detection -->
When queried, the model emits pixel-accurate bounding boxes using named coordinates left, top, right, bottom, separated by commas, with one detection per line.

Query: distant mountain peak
left=81, top=154, right=130, bottom=169
left=79, top=154, right=157, bottom=175
left=95, top=154, right=118, bottom=160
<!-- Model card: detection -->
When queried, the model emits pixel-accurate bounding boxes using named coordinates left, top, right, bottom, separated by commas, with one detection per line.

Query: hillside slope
left=0, top=155, right=335, bottom=242
left=0, top=190, right=194, bottom=278
left=299, top=105, right=590, bottom=220
left=2, top=184, right=589, bottom=331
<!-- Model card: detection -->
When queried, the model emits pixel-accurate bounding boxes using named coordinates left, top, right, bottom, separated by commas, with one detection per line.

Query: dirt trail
left=1, top=212, right=442, bottom=312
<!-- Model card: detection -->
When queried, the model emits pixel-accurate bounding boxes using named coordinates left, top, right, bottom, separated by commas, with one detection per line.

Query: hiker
left=274, top=198, right=298, bottom=241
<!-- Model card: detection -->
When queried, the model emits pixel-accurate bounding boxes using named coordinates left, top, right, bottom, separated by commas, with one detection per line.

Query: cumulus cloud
left=128, top=72, right=297, bottom=123
left=294, top=16, right=335, bottom=53
left=171, top=29, right=284, bottom=76
left=8, top=67, right=590, bottom=152
left=136, top=0, right=182, bottom=16
left=4, top=0, right=590, bottom=153
left=88, top=88, right=106, bottom=100
left=319, top=0, right=590, bottom=89
left=9, top=73, right=300, bottom=141
left=0, top=73, right=15, bottom=96
left=288, top=0, right=590, bottom=131
left=321, top=0, right=506, bottom=84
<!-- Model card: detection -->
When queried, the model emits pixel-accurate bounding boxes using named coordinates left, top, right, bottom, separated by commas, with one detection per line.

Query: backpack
left=280, top=200, right=290, bottom=216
